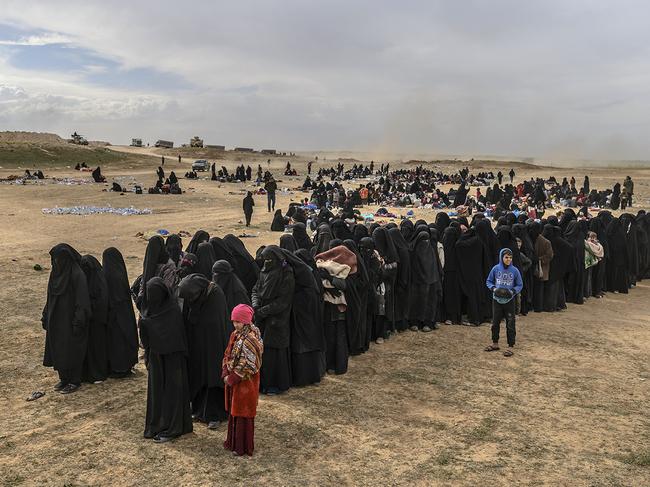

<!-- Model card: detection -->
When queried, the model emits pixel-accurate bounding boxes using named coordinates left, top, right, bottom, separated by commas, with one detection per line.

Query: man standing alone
left=265, top=177, right=277, bottom=212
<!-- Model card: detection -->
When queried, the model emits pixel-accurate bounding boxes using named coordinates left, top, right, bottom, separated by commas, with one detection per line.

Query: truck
left=155, top=139, right=174, bottom=148
left=68, top=132, right=89, bottom=145
left=234, top=147, right=254, bottom=153
left=130, top=138, right=143, bottom=147
left=190, top=136, right=204, bottom=148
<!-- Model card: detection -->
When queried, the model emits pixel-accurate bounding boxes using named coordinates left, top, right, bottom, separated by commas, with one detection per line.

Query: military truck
left=130, top=138, right=143, bottom=147
left=190, top=136, right=204, bottom=148
left=68, top=132, right=89, bottom=145
left=155, top=139, right=174, bottom=148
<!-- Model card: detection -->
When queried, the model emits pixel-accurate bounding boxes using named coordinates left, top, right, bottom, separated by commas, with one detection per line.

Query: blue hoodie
left=486, top=248, right=523, bottom=304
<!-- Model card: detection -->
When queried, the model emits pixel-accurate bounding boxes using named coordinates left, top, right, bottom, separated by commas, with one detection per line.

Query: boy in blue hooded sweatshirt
left=485, top=248, right=523, bottom=357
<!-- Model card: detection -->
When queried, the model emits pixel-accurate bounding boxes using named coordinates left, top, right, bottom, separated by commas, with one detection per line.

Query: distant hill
left=0, top=131, right=147, bottom=168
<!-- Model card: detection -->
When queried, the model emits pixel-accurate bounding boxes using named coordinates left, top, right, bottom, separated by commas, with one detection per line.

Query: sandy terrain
left=1, top=147, right=650, bottom=486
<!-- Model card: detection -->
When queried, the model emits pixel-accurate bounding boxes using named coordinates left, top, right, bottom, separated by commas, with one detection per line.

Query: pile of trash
left=42, top=205, right=153, bottom=216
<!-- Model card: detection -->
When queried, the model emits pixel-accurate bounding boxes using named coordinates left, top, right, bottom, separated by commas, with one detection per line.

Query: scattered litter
left=238, top=233, right=258, bottom=238
left=43, top=205, right=153, bottom=216
left=26, top=391, right=45, bottom=402
left=33, top=264, right=43, bottom=271
left=157, top=229, right=170, bottom=236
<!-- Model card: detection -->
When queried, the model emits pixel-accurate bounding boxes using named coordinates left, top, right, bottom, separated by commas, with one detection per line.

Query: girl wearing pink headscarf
left=222, top=304, right=263, bottom=456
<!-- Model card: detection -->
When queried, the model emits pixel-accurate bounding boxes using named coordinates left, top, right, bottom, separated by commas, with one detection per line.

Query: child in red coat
left=222, top=304, right=263, bottom=456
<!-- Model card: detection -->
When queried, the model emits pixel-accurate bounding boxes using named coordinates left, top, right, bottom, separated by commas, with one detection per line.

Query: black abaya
left=102, top=247, right=139, bottom=375
left=42, top=244, right=91, bottom=385
left=178, top=274, right=229, bottom=424
left=139, top=278, right=192, bottom=440
left=80, top=255, right=109, bottom=383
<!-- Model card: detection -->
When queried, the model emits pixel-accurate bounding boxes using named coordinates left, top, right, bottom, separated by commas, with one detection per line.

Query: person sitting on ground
left=92, top=166, right=106, bottom=183
left=484, top=248, right=523, bottom=357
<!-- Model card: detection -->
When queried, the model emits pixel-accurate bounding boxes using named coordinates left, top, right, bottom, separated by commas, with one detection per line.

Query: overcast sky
left=1, top=1, right=649, bottom=160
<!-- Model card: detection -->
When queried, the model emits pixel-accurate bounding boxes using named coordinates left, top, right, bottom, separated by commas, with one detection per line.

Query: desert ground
left=1, top=134, right=650, bottom=486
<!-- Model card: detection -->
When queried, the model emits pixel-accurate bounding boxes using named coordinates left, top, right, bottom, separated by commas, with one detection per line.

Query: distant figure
left=497, top=171, right=503, bottom=185
left=308, top=161, right=313, bottom=175
left=161, top=156, right=165, bottom=166
left=264, top=177, right=277, bottom=212
left=178, top=155, right=181, bottom=163
left=509, top=168, right=515, bottom=183
left=243, top=191, right=254, bottom=226
left=157, top=166, right=165, bottom=181
left=92, top=166, right=106, bottom=183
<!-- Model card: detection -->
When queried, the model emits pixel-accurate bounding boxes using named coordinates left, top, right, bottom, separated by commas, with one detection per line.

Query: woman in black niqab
left=542, top=225, right=575, bottom=311
left=292, top=222, right=313, bottom=251
left=80, top=255, right=109, bottom=383
left=251, top=245, right=295, bottom=394
left=280, top=248, right=325, bottom=385
left=408, top=230, right=438, bottom=330
left=140, top=277, right=193, bottom=441
left=606, top=217, right=629, bottom=293
left=589, top=217, right=608, bottom=297
left=102, top=247, right=138, bottom=376
left=441, top=225, right=462, bottom=324
left=372, top=227, right=398, bottom=334
left=312, top=223, right=333, bottom=256
left=223, top=234, right=260, bottom=294
left=42, top=243, right=91, bottom=392
left=454, top=227, right=487, bottom=325
left=343, top=239, right=370, bottom=354
left=178, top=274, right=230, bottom=427
left=563, top=220, right=586, bottom=304
left=271, top=209, right=287, bottom=232
left=388, top=227, right=411, bottom=331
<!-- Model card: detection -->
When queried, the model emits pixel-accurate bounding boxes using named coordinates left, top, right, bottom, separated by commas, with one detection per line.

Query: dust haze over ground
left=1, top=137, right=650, bottom=486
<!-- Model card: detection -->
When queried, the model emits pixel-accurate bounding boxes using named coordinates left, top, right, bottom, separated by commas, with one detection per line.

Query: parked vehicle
left=192, top=159, right=210, bottom=171
left=155, top=139, right=174, bottom=148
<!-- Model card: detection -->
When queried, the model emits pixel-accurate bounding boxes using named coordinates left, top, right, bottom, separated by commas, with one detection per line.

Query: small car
left=192, top=159, right=210, bottom=171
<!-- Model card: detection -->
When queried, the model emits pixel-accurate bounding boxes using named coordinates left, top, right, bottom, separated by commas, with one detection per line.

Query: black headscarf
left=195, top=242, right=217, bottom=279
left=212, top=259, right=251, bottom=312
left=435, top=212, right=451, bottom=235
left=313, top=224, right=333, bottom=256
left=410, top=231, right=436, bottom=284
left=223, top=234, right=260, bottom=293
left=331, top=219, right=354, bottom=241
left=165, top=234, right=183, bottom=266
left=372, top=226, right=399, bottom=264
left=292, top=222, right=312, bottom=250
left=142, top=236, right=170, bottom=291
left=48, top=243, right=83, bottom=295
left=185, top=230, right=210, bottom=254
left=280, top=234, right=299, bottom=252
left=256, top=245, right=292, bottom=301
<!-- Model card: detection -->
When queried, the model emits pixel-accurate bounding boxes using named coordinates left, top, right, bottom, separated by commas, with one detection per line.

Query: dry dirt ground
left=1, top=148, right=650, bottom=486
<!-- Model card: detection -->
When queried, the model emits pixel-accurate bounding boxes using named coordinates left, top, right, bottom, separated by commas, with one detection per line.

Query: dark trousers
left=267, top=192, right=276, bottom=211
left=244, top=212, right=252, bottom=226
left=491, top=299, right=516, bottom=347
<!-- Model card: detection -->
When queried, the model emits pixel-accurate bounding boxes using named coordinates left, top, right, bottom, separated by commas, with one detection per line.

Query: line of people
left=41, top=205, right=650, bottom=453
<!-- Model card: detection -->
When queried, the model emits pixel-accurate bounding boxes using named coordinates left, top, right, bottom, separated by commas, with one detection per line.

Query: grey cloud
left=1, top=1, right=650, bottom=160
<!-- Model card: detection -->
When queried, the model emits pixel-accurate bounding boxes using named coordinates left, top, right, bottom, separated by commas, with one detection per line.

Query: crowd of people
left=40, top=159, right=650, bottom=457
